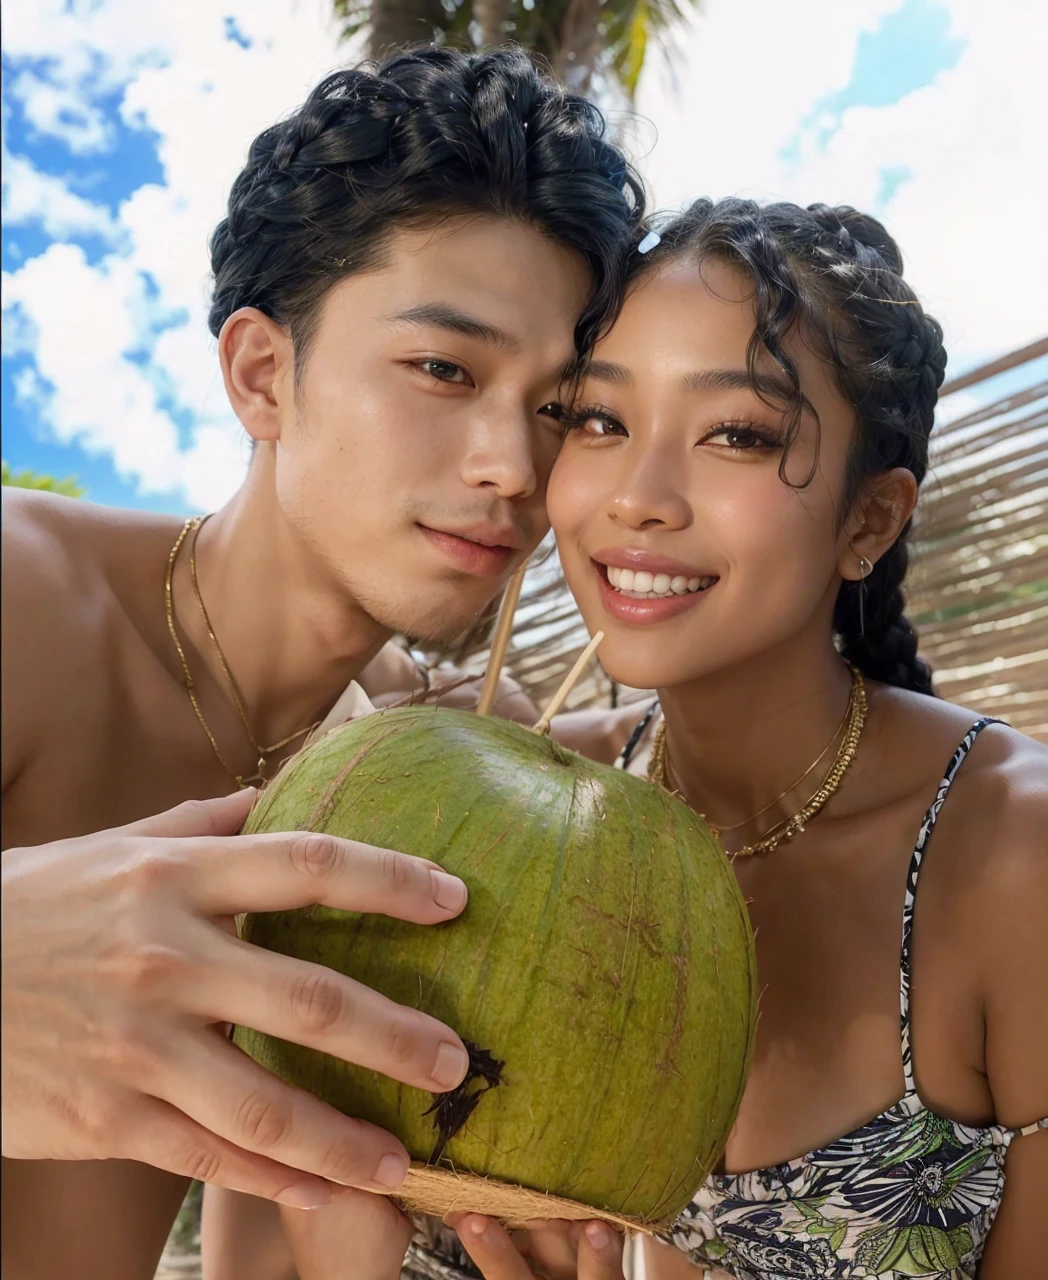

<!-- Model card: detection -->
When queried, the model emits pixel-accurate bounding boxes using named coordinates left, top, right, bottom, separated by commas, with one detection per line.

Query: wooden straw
left=475, top=566, right=527, bottom=717
left=532, top=630, right=604, bottom=735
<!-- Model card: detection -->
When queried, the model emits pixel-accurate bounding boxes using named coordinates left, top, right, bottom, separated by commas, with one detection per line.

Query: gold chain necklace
left=647, top=666, right=867, bottom=858
left=165, top=516, right=318, bottom=788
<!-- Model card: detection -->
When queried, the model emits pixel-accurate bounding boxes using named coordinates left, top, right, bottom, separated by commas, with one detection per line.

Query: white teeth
left=605, top=564, right=715, bottom=599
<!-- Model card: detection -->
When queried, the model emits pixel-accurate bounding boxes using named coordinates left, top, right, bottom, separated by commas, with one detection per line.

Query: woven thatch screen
left=437, top=338, right=1048, bottom=741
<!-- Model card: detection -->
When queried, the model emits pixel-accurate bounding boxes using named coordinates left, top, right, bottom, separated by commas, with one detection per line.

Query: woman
left=545, top=197, right=1048, bottom=1279
left=253, top=198, right=1048, bottom=1280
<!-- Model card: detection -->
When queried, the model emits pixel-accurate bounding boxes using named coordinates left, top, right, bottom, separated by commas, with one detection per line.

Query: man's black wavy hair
left=631, top=198, right=948, bottom=696
left=208, top=46, right=645, bottom=371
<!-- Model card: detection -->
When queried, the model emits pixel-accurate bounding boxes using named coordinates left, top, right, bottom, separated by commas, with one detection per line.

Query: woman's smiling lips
left=418, top=523, right=520, bottom=577
left=592, top=548, right=719, bottom=624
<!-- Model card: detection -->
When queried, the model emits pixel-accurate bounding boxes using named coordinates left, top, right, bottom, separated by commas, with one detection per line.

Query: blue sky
left=3, top=0, right=1046, bottom=512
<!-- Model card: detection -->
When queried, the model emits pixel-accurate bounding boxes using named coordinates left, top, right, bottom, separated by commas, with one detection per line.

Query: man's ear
left=839, top=467, right=919, bottom=581
left=218, top=308, right=295, bottom=444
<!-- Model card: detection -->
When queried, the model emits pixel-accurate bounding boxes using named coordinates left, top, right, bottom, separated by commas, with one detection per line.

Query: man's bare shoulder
left=1, top=491, right=183, bottom=786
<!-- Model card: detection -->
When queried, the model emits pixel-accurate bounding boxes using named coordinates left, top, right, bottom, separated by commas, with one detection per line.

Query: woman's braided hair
left=631, top=198, right=947, bottom=695
left=208, top=46, right=645, bottom=370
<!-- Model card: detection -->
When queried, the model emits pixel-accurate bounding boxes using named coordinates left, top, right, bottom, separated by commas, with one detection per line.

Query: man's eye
left=418, top=359, right=471, bottom=385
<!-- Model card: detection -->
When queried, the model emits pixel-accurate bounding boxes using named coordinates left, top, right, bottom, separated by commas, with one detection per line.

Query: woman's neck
left=656, top=634, right=856, bottom=841
left=172, top=457, right=392, bottom=749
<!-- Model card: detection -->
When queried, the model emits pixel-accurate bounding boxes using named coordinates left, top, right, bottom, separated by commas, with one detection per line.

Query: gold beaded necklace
left=165, top=515, right=318, bottom=788
left=647, top=666, right=867, bottom=857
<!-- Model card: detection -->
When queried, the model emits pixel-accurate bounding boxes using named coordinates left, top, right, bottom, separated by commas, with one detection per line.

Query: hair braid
left=208, top=47, right=644, bottom=362
left=631, top=198, right=947, bottom=695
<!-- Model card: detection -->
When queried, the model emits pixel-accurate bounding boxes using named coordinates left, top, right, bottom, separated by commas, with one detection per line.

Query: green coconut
left=235, top=706, right=756, bottom=1227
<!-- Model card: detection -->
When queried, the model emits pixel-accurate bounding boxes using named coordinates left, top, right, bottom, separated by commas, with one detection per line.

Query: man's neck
left=175, top=463, right=392, bottom=750
left=656, top=626, right=855, bottom=834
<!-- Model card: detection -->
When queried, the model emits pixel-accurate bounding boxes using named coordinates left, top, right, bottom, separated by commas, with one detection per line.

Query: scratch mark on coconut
left=305, top=725, right=401, bottom=829
left=423, top=1041, right=505, bottom=1164
left=618, top=871, right=637, bottom=982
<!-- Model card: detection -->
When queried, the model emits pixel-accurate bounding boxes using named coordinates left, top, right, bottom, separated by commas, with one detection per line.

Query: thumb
left=121, top=788, right=259, bottom=840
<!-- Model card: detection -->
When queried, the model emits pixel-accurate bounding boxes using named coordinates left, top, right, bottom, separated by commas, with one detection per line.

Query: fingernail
left=276, top=1182, right=332, bottom=1209
left=432, top=1040, right=470, bottom=1090
left=586, top=1222, right=611, bottom=1251
left=430, top=869, right=468, bottom=913
left=373, top=1152, right=410, bottom=1189
left=466, top=1215, right=487, bottom=1238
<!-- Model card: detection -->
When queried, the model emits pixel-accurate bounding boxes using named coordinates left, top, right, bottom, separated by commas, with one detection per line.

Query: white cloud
left=635, top=0, right=1048, bottom=371
left=7, top=70, right=113, bottom=153
left=2, top=0, right=348, bottom=508
left=1, top=123, right=121, bottom=242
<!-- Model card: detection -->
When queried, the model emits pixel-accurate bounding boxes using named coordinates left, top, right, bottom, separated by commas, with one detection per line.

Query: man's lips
left=418, top=524, right=520, bottom=577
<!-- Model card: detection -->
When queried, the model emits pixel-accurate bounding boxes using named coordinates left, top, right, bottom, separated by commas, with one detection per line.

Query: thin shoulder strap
left=616, top=700, right=660, bottom=770
left=899, top=717, right=1000, bottom=1093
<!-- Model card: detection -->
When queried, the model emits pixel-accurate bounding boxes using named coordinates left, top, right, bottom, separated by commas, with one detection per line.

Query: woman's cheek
left=547, top=454, right=592, bottom=540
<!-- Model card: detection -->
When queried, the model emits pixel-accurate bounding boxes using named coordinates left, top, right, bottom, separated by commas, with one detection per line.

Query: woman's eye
left=565, top=407, right=626, bottom=438
left=417, top=359, right=472, bottom=385
left=706, top=423, right=777, bottom=450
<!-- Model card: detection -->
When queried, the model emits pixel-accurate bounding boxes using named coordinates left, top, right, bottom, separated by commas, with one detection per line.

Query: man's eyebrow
left=384, top=303, right=520, bottom=353
left=682, top=367, right=794, bottom=401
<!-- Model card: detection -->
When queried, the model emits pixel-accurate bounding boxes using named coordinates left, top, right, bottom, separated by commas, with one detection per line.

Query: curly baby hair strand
left=208, top=46, right=645, bottom=375
left=630, top=197, right=946, bottom=695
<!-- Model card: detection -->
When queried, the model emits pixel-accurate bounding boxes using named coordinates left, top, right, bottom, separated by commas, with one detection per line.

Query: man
left=1, top=46, right=643, bottom=1279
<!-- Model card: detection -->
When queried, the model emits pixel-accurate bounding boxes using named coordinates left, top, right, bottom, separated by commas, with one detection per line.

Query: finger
left=518, top=1219, right=579, bottom=1276
left=186, top=829, right=467, bottom=922
left=578, top=1221, right=625, bottom=1280
left=120, top=1094, right=338, bottom=1208
left=186, top=927, right=470, bottom=1093
left=281, top=1189, right=414, bottom=1280
left=151, top=1027, right=418, bottom=1191
left=120, top=789, right=258, bottom=839
left=455, top=1215, right=537, bottom=1279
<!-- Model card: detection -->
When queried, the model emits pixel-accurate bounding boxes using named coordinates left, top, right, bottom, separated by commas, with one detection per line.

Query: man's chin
left=366, top=593, right=499, bottom=652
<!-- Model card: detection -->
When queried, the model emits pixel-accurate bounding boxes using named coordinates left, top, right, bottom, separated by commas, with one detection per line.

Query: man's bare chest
left=3, top=653, right=237, bottom=849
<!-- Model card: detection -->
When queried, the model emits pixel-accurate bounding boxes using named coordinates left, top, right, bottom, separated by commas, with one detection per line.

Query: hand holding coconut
left=0, top=786, right=474, bottom=1206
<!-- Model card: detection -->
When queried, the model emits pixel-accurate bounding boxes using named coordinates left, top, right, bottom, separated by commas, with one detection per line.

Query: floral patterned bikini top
left=619, top=712, right=1048, bottom=1280
left=404, top=715, right=1046, bottom=1280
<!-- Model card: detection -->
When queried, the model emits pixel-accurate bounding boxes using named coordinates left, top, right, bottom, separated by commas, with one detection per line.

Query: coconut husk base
left=384, top=1164, right=656, bottom=1233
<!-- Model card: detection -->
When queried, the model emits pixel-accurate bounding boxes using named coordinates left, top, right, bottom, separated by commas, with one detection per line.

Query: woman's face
left=548, top=256, right=860, bottom=691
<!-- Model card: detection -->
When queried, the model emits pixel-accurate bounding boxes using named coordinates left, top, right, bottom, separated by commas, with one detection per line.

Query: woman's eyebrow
left=585, top=362, right=793, bottom=402
left=585, top=359, right=633, bottom=386
left=681, top=368, right=793, bottom=399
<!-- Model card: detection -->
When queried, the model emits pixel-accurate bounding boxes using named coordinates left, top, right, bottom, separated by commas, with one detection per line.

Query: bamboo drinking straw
left=532, top=631, right=605, bottom=736
left=475, top=565, right=528, bottom=717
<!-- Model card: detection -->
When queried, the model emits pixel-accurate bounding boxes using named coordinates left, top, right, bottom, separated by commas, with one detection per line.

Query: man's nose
left=460, top=406, right=539, bottom=500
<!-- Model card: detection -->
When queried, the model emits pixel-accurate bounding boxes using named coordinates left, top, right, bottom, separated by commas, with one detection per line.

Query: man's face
left=271, top=217, right=589, bottom=642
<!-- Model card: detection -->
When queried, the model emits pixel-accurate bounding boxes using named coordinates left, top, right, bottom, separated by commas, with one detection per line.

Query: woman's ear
left=839, top=467, right=919, bottom=581
left=218, top=307, right=295, bottom=445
